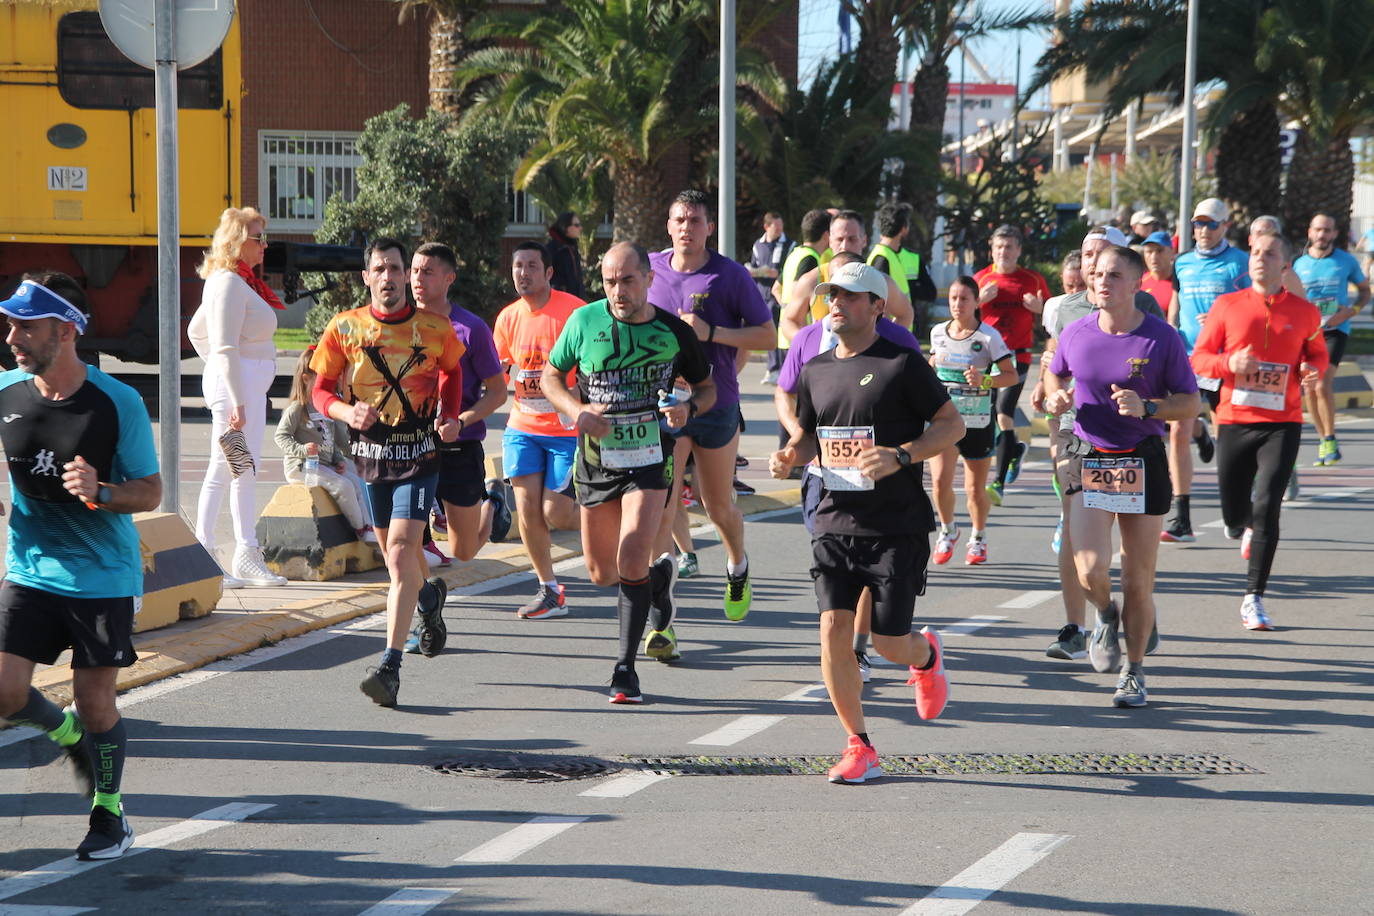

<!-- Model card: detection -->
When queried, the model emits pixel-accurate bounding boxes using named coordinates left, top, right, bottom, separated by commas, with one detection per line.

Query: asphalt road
left=1, top=405, right=1372, bottom=914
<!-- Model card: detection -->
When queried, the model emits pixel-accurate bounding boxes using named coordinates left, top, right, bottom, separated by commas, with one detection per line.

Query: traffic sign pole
left=154, top=0, right=181, bottom=513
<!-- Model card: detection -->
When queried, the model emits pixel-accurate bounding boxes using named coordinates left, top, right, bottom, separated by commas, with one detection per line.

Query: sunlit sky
left=796, top=0, right=1052, bottom=107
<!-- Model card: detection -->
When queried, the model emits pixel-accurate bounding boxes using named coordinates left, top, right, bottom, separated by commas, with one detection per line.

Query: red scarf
left=236, top=260, right=285, bottom=310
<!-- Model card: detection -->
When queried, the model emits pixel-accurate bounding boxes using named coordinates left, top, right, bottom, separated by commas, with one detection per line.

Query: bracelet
left=707, top=324, right=716, bottom=343
left=456, top=416, right=467, bottom=434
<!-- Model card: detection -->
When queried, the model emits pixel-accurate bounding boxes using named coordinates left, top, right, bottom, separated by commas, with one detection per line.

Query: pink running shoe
left=827, top=734, right=882, bottom=784
left=907, top=626, right=950, bottom=720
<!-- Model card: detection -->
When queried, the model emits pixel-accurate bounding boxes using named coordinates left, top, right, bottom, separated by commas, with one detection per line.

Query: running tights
left=1217, top=422, right=1301, bottom=595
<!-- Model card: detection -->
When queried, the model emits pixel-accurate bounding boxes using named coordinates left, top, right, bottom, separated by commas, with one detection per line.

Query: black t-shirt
left=796, top=335, right=950, bottom=536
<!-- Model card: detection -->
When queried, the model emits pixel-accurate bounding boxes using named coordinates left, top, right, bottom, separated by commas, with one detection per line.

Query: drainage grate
left=623, top=752, right=1260, bottom=777
left=433, top=753, right=616, bottom=783
left=432, top=751, right=1258, bottom=782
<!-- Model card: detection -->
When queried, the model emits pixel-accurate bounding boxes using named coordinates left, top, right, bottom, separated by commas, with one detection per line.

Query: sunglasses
left=247, top=234, right=269, bottom=243
left=1191, top=219, right=1219, bottom=230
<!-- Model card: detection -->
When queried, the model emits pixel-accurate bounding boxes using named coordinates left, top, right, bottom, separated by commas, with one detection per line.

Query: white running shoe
left=232, top=547, right=287, bottom=587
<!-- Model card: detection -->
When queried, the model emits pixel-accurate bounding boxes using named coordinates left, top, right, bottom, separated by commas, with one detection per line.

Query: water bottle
left=304, top=443, right=320, bottom=488
left=657, top=388, right=677, bottom=410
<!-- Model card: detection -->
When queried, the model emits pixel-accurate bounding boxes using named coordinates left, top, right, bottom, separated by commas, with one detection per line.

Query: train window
left=57, top=12, right=223, bottom=111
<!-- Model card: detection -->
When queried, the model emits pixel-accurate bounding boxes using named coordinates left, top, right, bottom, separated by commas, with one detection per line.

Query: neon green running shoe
left=724, top=565, right=752, bottom=622
left=644, top=625, right=680, bottom=662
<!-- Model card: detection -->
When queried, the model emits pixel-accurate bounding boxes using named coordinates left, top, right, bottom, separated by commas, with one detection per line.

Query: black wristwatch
left=894, top=446, right=912, bottom=468
left=1143, top=400, right=1158, bottom=418
left=96, top=485, right=113, bottom=507
left=688, top=399, right=699, bottom=418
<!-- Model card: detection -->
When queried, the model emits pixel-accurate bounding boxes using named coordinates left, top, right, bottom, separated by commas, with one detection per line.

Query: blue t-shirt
left=1293, top=248, right=1366, bottom=336
left=446, top=303, right=503, bottom=442
left=0, top=367, right=159, bottom=598
left=1174, top=243, right=1250, bottom=351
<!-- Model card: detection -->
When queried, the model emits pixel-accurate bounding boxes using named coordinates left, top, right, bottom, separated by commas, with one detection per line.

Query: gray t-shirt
left=1048, top=291, right=1164, bottom=429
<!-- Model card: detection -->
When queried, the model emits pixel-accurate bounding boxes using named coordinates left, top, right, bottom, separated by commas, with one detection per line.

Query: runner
left=1140, top=230, right=1176, bottom=313
left=542, top=242, right=715, bottom=703
left=973, top=224, right=1050, bottom=504
left=770, top=261, right=961, bottom=783
left=928, top=276, right=1017, bottom=566
left=493, top=241, right=586, bottom=618
left=0, top=272, right=161, bottom=858
left=1044, top=245, right=1200, bottom=707
left=775, top=255, right=922, bottom=682
left=648, top=190, right=774, bottom=623
left=1293, top=212, right=1369, bottom=467
left=1191, top=232, right=1327, bottom=629
left=412, top=242, right=509, bottom=556
left=1164, top=198, right=1249, bottom=542
left=311, top=238, right=465, bottom=706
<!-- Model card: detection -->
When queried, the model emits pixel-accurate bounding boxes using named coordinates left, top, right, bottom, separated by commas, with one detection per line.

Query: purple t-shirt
left=648, top=249, right=772, bottom=411
left=1049, top=311, right=1198, bottom=451
left=778, top=317, right=920, bottom=394
left=447, top=303, right=503, bottom=442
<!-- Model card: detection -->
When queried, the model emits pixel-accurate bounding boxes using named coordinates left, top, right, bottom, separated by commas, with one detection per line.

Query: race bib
left=1233, top=361, right=1289, bottom=411
left=1195, top=374, right=1222, bottom=392
left=601, top=410, right=663, bottom=469
left=1312, top=298, right=1340, bottom=319
left=934, top=352, right=973, bottom=385
left=514, top=369, right=556, bottom=415
left=1083, top=456, right=1145, bottom=514
left=817, top=425, right=875, bottom=491
left=947, top=385, right=992, bottom=428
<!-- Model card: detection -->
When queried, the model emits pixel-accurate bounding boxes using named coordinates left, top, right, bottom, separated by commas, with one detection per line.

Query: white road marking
left=688, top=715, right=785, bottom=747
left=781, top=684, right=829, bottom=703
left=455, top=815, right=588, bottom=864
left=901, top=832, right=1073, bottom=915
left=0, top=802, right=273, bottom=903
left=357, top=887, right=462, bottom=915
left=941, top=615, right=1010, bottom=635
left=1201, top=517, right=1227, bottom=528
left=0, top=906, right=96, bottom=915
left=997, top=589, right=1060, bottom=609
left=579, top=772, right=671, bottom=798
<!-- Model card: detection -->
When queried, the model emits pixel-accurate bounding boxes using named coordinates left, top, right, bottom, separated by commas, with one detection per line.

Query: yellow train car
left=0, top=0, right=241, bottom=362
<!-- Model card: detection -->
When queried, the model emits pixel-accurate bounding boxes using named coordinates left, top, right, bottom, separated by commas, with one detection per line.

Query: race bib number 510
left=601, top=410, right=663, bottom=469
left=816, top=425, right=875, bottom=491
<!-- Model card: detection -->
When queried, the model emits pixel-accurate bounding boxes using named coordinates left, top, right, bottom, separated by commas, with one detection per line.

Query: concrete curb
left=26, top=488, right=804, bottom=708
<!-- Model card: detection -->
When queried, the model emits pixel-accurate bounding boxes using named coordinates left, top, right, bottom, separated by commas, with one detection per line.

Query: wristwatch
left=1143, top=400, right=1158, bottom=418
left=96, top=485, right=112, bottom=507
left=894, top=445, right=912, bottom=468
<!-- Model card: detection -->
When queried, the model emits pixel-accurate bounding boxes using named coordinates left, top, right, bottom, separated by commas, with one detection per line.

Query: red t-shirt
left=1141, top=272, right=1174, bottom=313
left=972, top=266, right=1050, bottom=363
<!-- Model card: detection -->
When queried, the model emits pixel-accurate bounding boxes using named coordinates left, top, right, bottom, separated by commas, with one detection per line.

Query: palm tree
left=390, top=0, right=493, bottom=119
left=452, top=0, right=784, bottom=246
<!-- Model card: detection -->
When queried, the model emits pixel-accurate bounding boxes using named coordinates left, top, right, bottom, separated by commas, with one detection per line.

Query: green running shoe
left=644, top=625, right=681, bottom=662
left=724, top=566, right=752, bottom=622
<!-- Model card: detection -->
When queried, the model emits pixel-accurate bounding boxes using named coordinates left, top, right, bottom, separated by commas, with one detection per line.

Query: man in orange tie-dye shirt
left=311, top=237, right=465, bottom=707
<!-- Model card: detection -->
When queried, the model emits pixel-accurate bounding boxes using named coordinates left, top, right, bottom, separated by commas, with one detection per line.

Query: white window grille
left=258, top=131, right=362, bottom=233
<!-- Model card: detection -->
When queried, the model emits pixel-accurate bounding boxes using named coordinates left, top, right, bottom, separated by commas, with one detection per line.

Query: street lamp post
left=1177, top=0, right=1199, bottom=253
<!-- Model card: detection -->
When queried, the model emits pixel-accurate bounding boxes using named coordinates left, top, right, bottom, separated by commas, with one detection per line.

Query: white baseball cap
left=815, top=262, right=887, bottom=300
left=1192, top=198, right=1228, bottom=223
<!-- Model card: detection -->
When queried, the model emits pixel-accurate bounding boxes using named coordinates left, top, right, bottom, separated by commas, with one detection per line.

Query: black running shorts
left=811, top=533, right=929, bottom=637
left=0, top=581, right=137, bottom=668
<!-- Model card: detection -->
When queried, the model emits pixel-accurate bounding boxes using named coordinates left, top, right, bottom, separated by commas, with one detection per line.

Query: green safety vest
left=866, top=242, right=911, bottom=297
left=898, top=247, right=922, bottom=288
left=778, top=244, right=822, bottom=348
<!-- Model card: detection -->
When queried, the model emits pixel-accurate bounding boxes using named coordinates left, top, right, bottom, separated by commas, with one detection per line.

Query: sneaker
left=1088, top=601, right=1121, bottom=673
left=735, top=454, right=749, bottom=469
left=403, top=631, right=421, bottom=654
left=1051, top=516, right=1063, bottom=554
left=676, top=551, right=700, bottom=579
left=855, top=650, right=872, bottom=684
left=1240, top=528, right=1253, bottom=561
left=1224, top=525, right=1246, bottom=540
left=644, top=625, right=681, bottom=662
left=1146, top=621, right=1160, bottom=656
left=1312, top=438, right=1332, bottom=467
left=423, top=540, right=450, bottom=568
left=60, top=713, right=95, bottom=798
left=965, top=537, right=987, bottom=566
left=76, top=805, right=135, bottom=860
left=609, top=664, right=643, bottom=704
left=724, top=564, right=752, bottom=622
left=1194, top=426, right=1215, bottom=464
left=680, top=483, right=698, bottom=507
left=431, top=509, right=449, bottom=537
left=486, top=480, right=512, bottom=543
left=360, top=664, right=400, bottom=707
left=1045, top=624, right=1087, bottom=660
left=416, top=577, right=447, bottom=656
left=358, top=526, right=379, bottom=544
left=906, top=627, right=950, bottom=720
left=985, top=481, right=1004, bottom=507
left=732, top=476, right=756, bottom=496
left=1112, top=668, right=1148, bottom=708
left=220, top=571, right=247, bottom=589
left=1284, top=467, right=1300, bottom=502
left=231, top=546, right=287, bottom=587
left=932, top=526, right=959, bottom=565
left=518, top=583, right=568, bottom=619
left=1327, top=438, right=1342, bottom=464
left=1004, top=440, right=1028, bottom=485
left=1241, top=593, right=1273, bottom=630
left=827, top=734, right=882, bottom=785
left=1159, top=517, right=1195, bottom=543
left=760, top=369, right=779, bottom=386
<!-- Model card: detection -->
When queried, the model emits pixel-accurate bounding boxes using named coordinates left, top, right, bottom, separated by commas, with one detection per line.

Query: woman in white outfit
left=189, top=206, right=287, bottom=587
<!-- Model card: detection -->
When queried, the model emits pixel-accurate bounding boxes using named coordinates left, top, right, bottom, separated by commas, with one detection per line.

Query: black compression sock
left=90, top=718, right=128, bottom=816
left=648, top=561, right=671, bottom=631
left=1174, top=494, right=1191, bottom=524
left=995, top=430, right=1017, bottom=484
left=617, top=576, right=652, bottom=667
left=10, top=688, right=65, bottom=734
left=856, top=732, right=872, bottom=747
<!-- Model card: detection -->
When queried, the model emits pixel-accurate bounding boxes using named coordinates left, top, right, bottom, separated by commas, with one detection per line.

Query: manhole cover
left=622, top=752, right=1260, bottom=777
left=432, top=753, right=616, bottom=783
